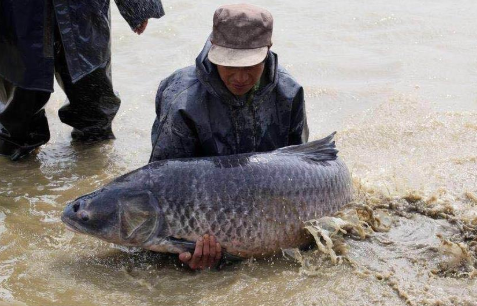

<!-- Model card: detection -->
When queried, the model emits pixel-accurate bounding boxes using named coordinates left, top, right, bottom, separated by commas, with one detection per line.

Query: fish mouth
left=61, top=215, right=87, bottom=235
left=64, top=222, right=81, bottom=234
left=61, top=214, right=120, bottom=244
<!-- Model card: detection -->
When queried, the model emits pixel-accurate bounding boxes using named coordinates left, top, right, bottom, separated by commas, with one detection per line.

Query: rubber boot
left=0, top=78, right=51, bottom=161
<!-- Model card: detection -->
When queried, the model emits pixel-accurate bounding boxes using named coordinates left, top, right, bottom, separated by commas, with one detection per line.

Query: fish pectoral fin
left=166, top=237, right=196, bottom=253
left=166, top=237, right=245, bottom=262
left=222, top=252, right=244, bottom=262
left=215, top=252, right=245, bottom=270
left=166, top=237, right=245, bottom=270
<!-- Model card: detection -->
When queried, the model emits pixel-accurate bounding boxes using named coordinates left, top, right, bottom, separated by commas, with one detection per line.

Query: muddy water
left=1, top=0, right=476, bottom=305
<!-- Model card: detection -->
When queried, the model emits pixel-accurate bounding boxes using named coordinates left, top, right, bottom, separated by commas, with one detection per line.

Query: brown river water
left=1, top=0, right=476, bottom=305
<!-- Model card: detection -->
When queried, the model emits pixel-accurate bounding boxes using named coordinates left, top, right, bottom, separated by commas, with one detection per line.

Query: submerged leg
left=0, top=77, right=51, bottom=161
left=54, top=27, right=121, bottom=142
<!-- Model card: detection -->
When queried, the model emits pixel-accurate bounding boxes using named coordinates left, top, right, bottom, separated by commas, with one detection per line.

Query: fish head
left=62, top=188, right=162, bottom=247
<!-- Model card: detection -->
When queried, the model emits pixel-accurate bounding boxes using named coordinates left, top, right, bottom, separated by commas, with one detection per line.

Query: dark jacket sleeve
left=288, top=86, right=309, bottom=145
left=149, top=80, right=200, bottom=162
left=114, top=0, right=165, bottom=30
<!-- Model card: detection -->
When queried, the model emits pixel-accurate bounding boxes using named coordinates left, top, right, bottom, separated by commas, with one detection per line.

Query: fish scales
left=149, top=155, right=349, bottom=256
left=62, top=134, right=353, bottom=258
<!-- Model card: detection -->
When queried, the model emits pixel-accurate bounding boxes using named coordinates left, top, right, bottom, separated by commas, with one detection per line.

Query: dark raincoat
left=150, top=40, right=309, bottom=162
left=0, top=0, right=165, bottom=92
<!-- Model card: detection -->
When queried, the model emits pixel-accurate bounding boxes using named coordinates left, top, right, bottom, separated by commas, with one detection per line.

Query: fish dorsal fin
left=274, top=132, right=338, bottom=162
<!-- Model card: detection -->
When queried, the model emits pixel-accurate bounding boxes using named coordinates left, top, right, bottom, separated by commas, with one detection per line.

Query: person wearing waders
left=0, top=0, right=165, bottom=161
left=149, top=4, right=309, bottom=270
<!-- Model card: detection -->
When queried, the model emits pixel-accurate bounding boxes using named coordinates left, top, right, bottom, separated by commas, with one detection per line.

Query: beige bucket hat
left=208, top=3, right=273, bottom=67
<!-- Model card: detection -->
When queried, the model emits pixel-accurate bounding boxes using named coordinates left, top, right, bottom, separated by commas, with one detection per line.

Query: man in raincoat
left=0, top=0, right=165, bottom=160
left=149, top=4, right=309, bottom=269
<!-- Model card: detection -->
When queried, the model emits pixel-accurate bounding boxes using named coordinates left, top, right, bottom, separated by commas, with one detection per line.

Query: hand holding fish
left=179, top=234, right=222, bottom=270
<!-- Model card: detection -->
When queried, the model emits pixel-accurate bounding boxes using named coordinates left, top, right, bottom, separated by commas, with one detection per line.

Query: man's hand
left=179, top=234, right=222, bottom=270
left=134, top=20, right=148, bottom=35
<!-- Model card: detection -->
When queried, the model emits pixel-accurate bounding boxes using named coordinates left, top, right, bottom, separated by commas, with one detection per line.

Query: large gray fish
left=62, top=133, right=353, bottom=258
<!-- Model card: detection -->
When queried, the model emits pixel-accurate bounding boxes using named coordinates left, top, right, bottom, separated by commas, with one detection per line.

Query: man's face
left=217, top=62, right=265, bottom=96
